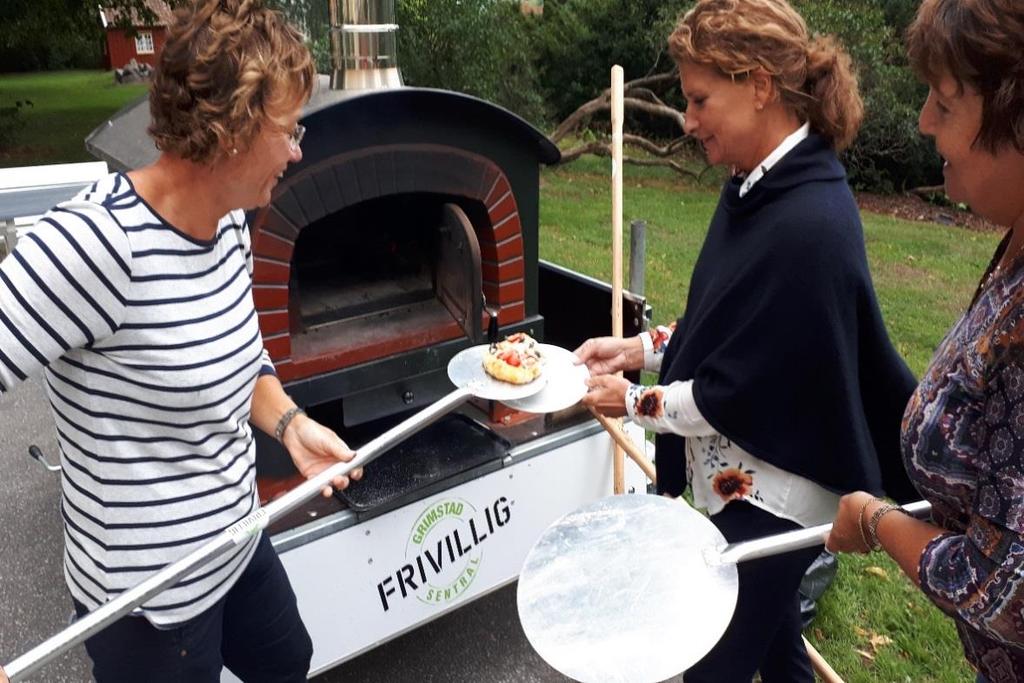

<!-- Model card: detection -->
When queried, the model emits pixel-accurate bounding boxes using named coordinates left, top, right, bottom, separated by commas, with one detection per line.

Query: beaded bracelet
left=275, top=406, right=306, bottom=443
left=867, top=502, right=903, bottom=551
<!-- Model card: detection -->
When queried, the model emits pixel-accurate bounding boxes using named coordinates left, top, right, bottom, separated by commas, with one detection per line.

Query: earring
left=231, top=147, right=238, bottom=155
left=755, top=103, right=764, bottom=112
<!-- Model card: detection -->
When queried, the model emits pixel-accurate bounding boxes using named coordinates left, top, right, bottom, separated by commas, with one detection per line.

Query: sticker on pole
left=226, top=509, right=270, bottom=544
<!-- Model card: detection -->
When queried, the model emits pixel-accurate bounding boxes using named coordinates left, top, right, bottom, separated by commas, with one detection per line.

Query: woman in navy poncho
left=575, top=0, right=915, bottom=680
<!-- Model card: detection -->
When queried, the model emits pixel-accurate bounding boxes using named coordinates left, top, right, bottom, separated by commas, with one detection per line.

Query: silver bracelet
left=275, top=406, right=305, bottom=443
left=867, top=502, right=903, bottom=551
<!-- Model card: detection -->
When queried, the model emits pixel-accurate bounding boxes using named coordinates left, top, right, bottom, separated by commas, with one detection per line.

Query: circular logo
left=407, top=498, right=483, bottom=606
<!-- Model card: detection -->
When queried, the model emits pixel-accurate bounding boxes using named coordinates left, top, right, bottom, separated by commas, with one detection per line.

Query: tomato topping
left=500, top=349, right=522, bottom=366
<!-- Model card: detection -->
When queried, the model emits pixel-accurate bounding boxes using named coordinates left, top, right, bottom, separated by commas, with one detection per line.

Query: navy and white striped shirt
left=0, top=172, right=274, bottom=626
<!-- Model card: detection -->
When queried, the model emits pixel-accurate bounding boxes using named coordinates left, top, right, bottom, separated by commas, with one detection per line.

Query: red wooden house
left=99, top=0, right=175, bottom=70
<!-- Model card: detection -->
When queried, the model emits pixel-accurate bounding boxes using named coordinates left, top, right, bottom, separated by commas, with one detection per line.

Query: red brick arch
left=249, top=144, right=526, bottom=381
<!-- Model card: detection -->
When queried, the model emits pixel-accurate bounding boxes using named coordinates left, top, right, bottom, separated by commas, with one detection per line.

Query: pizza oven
left=249, top=87, right=558, bottom=430
left=84, top=1, right=648, bottom=517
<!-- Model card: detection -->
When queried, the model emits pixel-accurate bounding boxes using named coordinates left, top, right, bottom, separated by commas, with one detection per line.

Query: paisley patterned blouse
left=902, top=239, right=1024, bottom=682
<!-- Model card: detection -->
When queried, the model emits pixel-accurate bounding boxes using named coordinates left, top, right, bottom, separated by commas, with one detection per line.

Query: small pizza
left=482, top=332, right=543, bottom=384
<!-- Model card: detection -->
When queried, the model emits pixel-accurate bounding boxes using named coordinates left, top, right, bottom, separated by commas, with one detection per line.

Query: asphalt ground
left=0, top=378, right=579, bottom=682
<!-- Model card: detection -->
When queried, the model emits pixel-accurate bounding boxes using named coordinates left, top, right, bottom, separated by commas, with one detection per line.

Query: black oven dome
left=85, top=76, right=560, bottom=172
left=299, top=87, right=560, bottom=167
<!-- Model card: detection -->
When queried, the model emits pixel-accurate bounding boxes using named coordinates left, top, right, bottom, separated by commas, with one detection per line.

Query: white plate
left=502, top=344, right=589, bottom=414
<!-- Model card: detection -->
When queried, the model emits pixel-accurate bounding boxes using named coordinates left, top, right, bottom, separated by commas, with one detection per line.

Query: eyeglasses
left=288, top=123, right=306, bottom=150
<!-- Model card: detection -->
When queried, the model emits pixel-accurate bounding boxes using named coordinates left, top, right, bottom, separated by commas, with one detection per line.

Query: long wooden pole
left=802, top=636, right=846, bottom=683
left=589, top=407, right=656, bottom=483
left=610, top=64, right=625, bottom=495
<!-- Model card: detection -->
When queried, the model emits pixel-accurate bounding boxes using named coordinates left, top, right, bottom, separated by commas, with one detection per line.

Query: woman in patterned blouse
left=576, top=0, right=917, bottom=681
left=826, top=1, right=1024, bottom=682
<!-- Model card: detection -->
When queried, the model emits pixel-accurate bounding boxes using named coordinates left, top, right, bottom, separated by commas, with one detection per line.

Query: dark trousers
left=684, top=501, right=821, bottom=683
left=73, top=534, right=313, bottom=683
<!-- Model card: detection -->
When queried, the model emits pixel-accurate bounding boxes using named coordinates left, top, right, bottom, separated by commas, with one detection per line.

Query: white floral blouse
left=626, top=324, right=839, bottom=527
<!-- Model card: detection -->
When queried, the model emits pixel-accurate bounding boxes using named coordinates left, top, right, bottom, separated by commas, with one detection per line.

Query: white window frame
left=135, top=31, right=154, bottom=55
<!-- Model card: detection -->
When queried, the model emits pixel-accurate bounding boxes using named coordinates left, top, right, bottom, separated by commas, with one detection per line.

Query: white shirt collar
left=738, top=121, right=811, bottom=198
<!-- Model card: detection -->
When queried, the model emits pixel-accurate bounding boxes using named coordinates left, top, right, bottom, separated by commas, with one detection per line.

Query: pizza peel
left=2, top=350, right=548, bottom=681
left=448, top=342, right=588, bottom=413
left=516, top=494, right=933, bottom=683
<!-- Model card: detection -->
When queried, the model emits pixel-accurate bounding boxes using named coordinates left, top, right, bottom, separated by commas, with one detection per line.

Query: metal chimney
left=329, top=0, right=403, bottom=90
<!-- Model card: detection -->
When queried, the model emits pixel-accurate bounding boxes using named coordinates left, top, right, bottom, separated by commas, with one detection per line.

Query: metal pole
left=2, top=387, right=473, bottom=682
left=628, top=219, right=646, bottom=296
left=711, top=500, right=932, bottom=566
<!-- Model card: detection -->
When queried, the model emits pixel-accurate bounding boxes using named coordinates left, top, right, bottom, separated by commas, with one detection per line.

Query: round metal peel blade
left=517, top=494, right=739, bottom=683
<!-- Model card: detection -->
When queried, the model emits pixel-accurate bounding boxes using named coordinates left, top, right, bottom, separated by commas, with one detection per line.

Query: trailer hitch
left=27, top=444, right=61, bottom=473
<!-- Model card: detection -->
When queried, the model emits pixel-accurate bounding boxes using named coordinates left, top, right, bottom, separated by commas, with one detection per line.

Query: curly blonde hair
left=148, top=0, right=316, bottom=164
left=668, top=0, right=863, bottom=151
left=907, top=0, right=1024, bottom=154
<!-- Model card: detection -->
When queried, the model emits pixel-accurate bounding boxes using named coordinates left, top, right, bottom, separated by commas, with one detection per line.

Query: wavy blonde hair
left=668, top=0, right=863, bottom=151
left=148, top=0, right=316, bottom=164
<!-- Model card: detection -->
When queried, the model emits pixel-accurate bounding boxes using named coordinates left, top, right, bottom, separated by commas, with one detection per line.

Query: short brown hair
left=148, top=0, right=316, bottom=164
left=906, top=0, right=1024, bottom=154
left=668, top=0, right=863, bottom=151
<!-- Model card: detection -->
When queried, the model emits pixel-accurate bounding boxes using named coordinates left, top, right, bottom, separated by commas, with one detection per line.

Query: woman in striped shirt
left=0, top=1, right=358, bottom=681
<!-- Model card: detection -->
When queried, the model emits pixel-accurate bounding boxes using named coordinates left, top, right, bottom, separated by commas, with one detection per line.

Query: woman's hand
left=282, top=414, right=363, bottom=497
left=581, top=374, right=631, bottom=418
left=1, top=665, right=8, bottom=683
left=573, top=336, right=644, bottom=375
left=825, top=491, right=875, bottom=554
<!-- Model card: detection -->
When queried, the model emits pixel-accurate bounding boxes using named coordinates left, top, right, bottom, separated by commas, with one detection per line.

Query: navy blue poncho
left=655, top=133, right=918, bottom=502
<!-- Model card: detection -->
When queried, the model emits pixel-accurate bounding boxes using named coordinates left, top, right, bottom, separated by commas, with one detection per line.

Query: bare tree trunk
left=548, top=68, right=708, bottom=179
left=907, top=184, right=945, bottom=199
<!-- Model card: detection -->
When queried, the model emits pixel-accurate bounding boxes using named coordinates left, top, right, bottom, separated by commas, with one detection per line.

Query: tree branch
left=548, top=68, right=700, bottom=179
left=907, top=184, right=945, bottom=199
left=559, top=142, right=701, bottom=179
left=622, top=97, right=686, bottom=132
left=557, top=139, right=703, bottom=179
left=622, top=87, right=668, bottom=109
left=549, top=69, right=685, bottom=143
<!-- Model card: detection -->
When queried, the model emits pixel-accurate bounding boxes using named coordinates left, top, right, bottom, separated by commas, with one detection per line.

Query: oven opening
left=293, top=194, right=436, bottom=329
left=288, top=193, right=485, bottom=369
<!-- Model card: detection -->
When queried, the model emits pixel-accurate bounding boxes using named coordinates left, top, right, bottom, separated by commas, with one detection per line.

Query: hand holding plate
left=582, top=374, right=630, bottom=418
left=573, top=336, right=644, bottom=375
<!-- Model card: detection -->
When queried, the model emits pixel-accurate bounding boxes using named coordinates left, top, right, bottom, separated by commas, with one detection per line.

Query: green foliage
left=0, top=0, right=104, bottom=71
left=527, top=0, right=940, bottom=193
left=0, top=0, right=944, bottom=193
left=530, top=0, right=688, bottom=121
left=267, top=0, right=332, bottom=74
left=881, top=0, right=923, bottom=37
left=795, top=0, right=941, bottom=192
left=396, top=0, right=548, bottom=126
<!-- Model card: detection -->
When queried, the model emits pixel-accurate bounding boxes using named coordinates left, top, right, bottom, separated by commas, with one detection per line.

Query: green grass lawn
left=0, top=70, right=147, bottom=167
left=540, top=156, right=993, bottom=682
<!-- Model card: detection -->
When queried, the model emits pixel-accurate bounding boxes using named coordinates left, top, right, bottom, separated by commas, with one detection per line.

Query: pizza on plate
left=482, top=332, right=543, bottom=384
